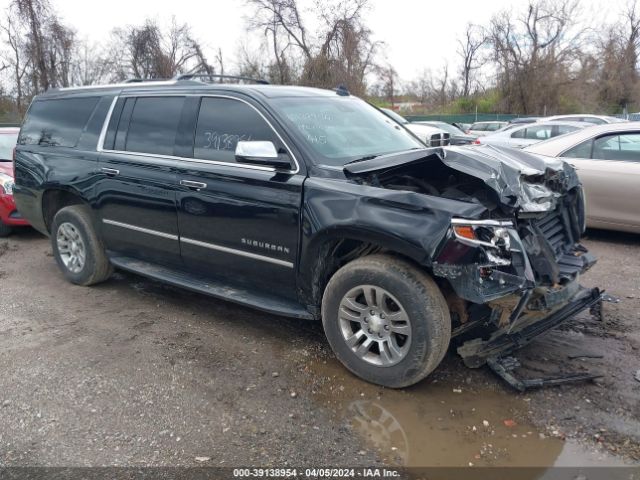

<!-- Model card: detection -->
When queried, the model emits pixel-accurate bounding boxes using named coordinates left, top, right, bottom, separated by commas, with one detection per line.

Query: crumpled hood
left=343, top=145, right=580, bottom=213
left=441, top=145, right=580, bottom=212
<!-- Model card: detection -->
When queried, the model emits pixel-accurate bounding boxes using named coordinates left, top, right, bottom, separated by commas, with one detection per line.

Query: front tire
left=51, top=205, right=113, bottom=286
left=0, top=222, right=12, bottom=237
left=322, top=254, right=451, bottom=388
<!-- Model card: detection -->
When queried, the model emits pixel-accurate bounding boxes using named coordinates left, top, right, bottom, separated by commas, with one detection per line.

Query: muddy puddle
left=304, top=357, right=629, bottom=468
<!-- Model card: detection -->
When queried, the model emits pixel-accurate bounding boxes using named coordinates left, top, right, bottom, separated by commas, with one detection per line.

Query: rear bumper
left=0, top=194, right=29, bottom=227
left=457, top=285, right=602, bottom=367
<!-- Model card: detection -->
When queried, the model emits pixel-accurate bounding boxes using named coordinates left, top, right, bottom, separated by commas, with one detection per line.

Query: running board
left=108, top=255, right=314, bottom=320
left=487, top=356, right=602, bottom=392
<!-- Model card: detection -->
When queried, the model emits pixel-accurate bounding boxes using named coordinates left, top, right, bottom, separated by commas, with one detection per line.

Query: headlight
left=0, top=173, right=14, bottom=195
left=450, top=219, right=516, bottom=266
left=451, top=219, right=513, bottom=250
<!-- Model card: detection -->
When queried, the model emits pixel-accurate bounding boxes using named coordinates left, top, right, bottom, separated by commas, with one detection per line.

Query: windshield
left=380, top=108, right=409, bottom=124
left=272, top=97, right=423, bottom=166
left=425, top=122, right=464, bottom=135
left=0, top=132, right=18, bottom=161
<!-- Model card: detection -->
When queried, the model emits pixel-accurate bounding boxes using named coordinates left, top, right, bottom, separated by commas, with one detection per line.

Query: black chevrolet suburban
left=14, top=77, right=601, bottom=388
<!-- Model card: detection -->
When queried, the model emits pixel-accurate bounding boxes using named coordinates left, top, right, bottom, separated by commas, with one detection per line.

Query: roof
left=38, top=80, right=339, bottom=100
left=524, top=121, right=640, bottom=156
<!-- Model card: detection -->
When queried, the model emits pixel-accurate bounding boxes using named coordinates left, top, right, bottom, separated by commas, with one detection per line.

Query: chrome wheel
left=338, top=285, right=411, bottom=367
left=56, top=222, right=86, bottom=274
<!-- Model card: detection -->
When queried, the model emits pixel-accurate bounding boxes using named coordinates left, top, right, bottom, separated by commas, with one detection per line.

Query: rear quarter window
left=19, top=97, right=99, bottom=147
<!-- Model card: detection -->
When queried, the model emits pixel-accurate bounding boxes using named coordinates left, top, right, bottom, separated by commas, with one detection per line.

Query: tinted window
left=592, top=133, right=640, bottom=161
left=583, top=117, right=606, bottom=125
left=524, top=125, right=552, bottom=140
left=194, top=98, right=279, bottom=163
left=510, top=128, right=526, bottom=139
left=19, top=97, right=99, bottom=147
left=470, top=123, right=486, bottom=131
left=562, top=140, right=592, bottom=158
left=557, top=124, right=580, bottom=135
left=125, top=97, right=185, bottom=156
left=486, top=123, right=503, bottom=131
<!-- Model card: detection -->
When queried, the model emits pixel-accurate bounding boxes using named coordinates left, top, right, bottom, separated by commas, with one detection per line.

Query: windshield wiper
left=343, top=154, right=379, bottom=166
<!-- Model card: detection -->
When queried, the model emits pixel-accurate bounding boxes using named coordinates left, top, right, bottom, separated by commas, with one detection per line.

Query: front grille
left=535, top=209, right=570, bottom=256
left=528, top=208, right=594, bottom=283
left=428, top=133, right=450, bottom=147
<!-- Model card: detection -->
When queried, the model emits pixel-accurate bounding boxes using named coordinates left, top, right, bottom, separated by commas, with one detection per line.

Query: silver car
left=477, top=121, right=587, bottom=149
left=466, top=121, right=508, bottom=137
left=544, top=114, right=627, bottom=125
left=525, top=122, right=640, bottom=233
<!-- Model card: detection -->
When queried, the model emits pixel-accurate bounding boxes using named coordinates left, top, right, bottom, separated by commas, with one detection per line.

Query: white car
left=476, top=121, right=587, bottom=149
left=544, top=114, right=626, bottom=125
left=525, top=122, right=640, bottom=233
left=380, top=109, right=450, bottom=147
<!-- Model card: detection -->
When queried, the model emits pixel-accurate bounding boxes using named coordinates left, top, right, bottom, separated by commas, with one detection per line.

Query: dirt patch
left=0, top=227, right=638, bottom=468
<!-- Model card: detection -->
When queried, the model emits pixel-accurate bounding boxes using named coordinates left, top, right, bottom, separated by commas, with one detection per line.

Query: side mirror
left=235, top=141, right=293, bottom=170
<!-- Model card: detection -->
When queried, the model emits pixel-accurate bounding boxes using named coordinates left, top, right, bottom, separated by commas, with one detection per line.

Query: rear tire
left=322, top=254, right=451, bottom=388
left=51, top=205, right=113, bottom=286
left=0, top=222, right=12, bottom=237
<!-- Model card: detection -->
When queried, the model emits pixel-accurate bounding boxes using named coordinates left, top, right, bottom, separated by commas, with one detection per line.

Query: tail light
left=473, top=138, right=481, bottom=145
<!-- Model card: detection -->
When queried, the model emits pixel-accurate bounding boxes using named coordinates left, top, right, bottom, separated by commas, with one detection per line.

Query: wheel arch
left=42, top=188, right=91, bottom=234
left=299, top=227, right=431, bottom=315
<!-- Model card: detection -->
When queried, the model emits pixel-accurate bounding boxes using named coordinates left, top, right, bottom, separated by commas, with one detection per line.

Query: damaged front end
left=343, top=144, right=601, bottom=371
left=431, top=146, right=600, bottom=368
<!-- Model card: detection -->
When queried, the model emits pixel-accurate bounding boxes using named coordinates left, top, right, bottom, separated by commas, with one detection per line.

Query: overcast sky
left=48, top=0, right=626, bottom=81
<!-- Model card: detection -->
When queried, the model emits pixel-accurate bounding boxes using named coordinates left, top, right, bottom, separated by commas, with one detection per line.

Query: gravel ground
left=0, top=227, right=638, bottom=468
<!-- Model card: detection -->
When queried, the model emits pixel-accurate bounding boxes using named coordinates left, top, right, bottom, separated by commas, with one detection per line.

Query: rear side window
left=556, top=125, right=579, bottom=135
left=523, top=125, right=551, bottom=140
left=470, top=123, right=485, bottom=131
left=19, top=97, right=99, bottom=147
left=510, top=128, right=526, bottom=139
left=562, top=140, right=592, bottom=158
left=125, top=97, right=185, bottom=156
left=194, top=97, right=278, bottom=163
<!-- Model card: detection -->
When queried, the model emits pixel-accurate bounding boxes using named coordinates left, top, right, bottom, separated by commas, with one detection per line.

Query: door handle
left=180, top=180, right=207, bottom=190
left=100, top=167, right=120, bottom=176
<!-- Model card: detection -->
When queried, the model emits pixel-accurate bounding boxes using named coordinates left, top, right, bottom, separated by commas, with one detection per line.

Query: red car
left=0, top=127, right=29, bottom=236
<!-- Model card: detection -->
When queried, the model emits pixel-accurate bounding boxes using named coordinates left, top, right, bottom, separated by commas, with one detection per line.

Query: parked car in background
left=411, top=121, right=476, bottom=145
left=525, top=122, right=640, bottom=233
left=380, top=108, right=450, bottom=146
left=452, top=122, right=470, bottom=132
left=508, top=117, right=541, bottom=125
left=466, top=121, right=507, bottom=136
left=0, top=127, right=29, bottom=236
left=476, top=121, right=586, bottom=149
left=544, top=114, right=626, bottom=125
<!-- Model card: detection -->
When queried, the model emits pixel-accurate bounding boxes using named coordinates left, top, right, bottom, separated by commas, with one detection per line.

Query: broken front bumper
left=457, top=286, right=602, bottom=368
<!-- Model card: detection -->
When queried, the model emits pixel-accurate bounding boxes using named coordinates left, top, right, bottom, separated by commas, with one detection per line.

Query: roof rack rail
left=176, top=73, right=269, bottom=85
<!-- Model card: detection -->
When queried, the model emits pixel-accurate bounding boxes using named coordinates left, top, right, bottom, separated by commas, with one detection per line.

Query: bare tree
left=489, top=0, right=585, bottom=113
left=110, top=18, right=202, bottom=80
left=457, top=23, right=487, bottom=97
left=376, top=63, right=398, bottom=106
left=0, top=12, right=29, bottom=110
left=246, top=0, right=380, bottom=93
